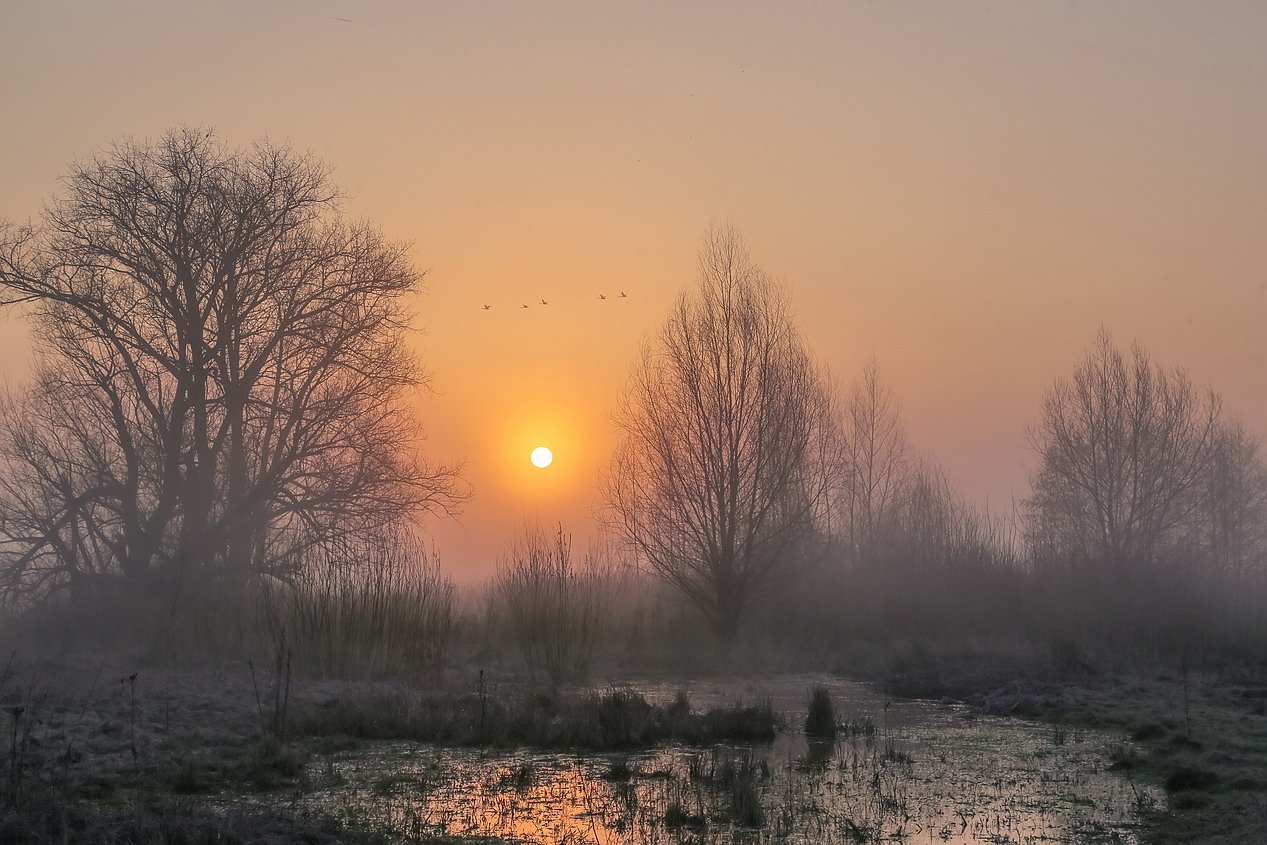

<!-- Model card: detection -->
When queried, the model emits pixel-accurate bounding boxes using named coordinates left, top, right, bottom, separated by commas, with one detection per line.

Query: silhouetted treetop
left=0, top=127, right=463, bottom=605
left=604, top=225, right=836, bottom=644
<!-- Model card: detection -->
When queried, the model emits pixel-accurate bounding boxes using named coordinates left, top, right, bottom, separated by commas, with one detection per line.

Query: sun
left=530, top=446, right=553, bottom=468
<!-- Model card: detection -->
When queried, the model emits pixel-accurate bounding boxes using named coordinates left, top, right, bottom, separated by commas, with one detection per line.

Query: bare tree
left=1200, top=418, right=1267, bottom=577
left=0, top=128, right=463, bottom=608
left=836, top=358, right=914, bottom=565
left=1024, top=330, right=1221, bottom=572
left=605, top=226, right=836, bottom=644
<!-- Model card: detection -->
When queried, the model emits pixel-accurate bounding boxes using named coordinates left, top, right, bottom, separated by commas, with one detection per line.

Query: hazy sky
left=3, top=1, right=1266, bottom=579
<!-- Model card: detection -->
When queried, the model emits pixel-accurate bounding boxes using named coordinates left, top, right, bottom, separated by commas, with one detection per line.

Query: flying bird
left=598, top=293, right=607, bottom=300
left=521, top=304, right=530, bottom=309
left=620, top=291, right=628, bottom=298
left=540, top=298, right=549, bottom=305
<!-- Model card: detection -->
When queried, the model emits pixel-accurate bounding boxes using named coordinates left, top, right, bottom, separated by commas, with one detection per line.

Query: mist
left=2, top=3, right=1266, bottom=844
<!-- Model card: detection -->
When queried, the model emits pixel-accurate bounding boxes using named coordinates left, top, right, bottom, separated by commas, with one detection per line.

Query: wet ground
left=301, top=674, right=1163, bottom=843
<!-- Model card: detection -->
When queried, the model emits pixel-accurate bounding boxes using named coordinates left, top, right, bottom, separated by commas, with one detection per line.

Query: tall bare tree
left=1024, top=330, right=1221, bottom=571
left=0, top=128, right=462, bottom=607
left=605, top=226, right=836, bottom=644
left=836, top=358, right=913, bottom=565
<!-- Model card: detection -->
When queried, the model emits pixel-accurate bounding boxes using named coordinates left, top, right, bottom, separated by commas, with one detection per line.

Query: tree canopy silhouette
left=0, top=128, right=462, bottom=605
left=605, top=226, right=835, bottom=644
left=1025, top=330, right=1226, bottom=571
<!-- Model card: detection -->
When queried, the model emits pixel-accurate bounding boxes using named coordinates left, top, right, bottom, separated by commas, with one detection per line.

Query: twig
left=248, top=660, right=266, bottom=734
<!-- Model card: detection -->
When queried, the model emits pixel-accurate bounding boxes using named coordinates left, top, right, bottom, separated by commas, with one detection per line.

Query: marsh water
left=302, top=674, right=1162, bottom=844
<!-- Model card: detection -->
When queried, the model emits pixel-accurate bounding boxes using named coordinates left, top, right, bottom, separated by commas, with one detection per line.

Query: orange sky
left=3, top=1, right=1266, bottom=580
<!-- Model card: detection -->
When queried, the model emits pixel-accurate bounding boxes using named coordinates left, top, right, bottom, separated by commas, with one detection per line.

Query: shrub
left=487, top=525, right=615, bottom=685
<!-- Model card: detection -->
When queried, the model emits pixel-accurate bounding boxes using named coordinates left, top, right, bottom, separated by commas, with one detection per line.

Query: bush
left=487, top=525, right=616, bottom=685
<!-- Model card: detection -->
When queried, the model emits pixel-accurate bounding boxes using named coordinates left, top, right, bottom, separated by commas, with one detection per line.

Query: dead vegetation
left=295, top=685, right=780, bottom=751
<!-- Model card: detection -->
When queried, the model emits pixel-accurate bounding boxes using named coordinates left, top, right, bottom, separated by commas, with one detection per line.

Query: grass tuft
left=805, top=686, right=838, bottom=738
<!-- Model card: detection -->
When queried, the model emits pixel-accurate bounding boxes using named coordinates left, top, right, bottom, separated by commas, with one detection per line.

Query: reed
left=257, top=534, right=455, bottom=680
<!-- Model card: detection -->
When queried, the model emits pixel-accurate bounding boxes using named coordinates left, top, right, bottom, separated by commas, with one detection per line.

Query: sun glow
left=530, top=446, right=554, bottom=468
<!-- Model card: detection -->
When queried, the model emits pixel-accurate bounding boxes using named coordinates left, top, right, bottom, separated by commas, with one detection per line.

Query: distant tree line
left=606, top=226, right=1267, bottom=654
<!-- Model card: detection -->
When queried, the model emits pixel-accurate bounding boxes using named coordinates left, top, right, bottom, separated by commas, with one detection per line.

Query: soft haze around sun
left=2, top=1, right=1265, bottom=581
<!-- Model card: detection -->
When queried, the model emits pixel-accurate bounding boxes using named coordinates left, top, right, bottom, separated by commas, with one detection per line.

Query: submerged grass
left=693, top=751, right=770, bottom=827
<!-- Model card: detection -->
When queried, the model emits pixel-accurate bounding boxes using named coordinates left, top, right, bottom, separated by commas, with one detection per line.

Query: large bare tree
left=1024, top=330, right=1221, bottom=571
left=605, top=226, right=836, bottom=644
left=0, top=128, right=462, bottom=606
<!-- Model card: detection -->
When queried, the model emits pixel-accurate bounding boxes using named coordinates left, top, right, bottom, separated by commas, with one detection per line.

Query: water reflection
left=307, top=675, right=1161, bottom=844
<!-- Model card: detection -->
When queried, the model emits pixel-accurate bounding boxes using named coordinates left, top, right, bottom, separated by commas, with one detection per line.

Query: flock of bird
left=481, top=291, right=628, bottom=311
